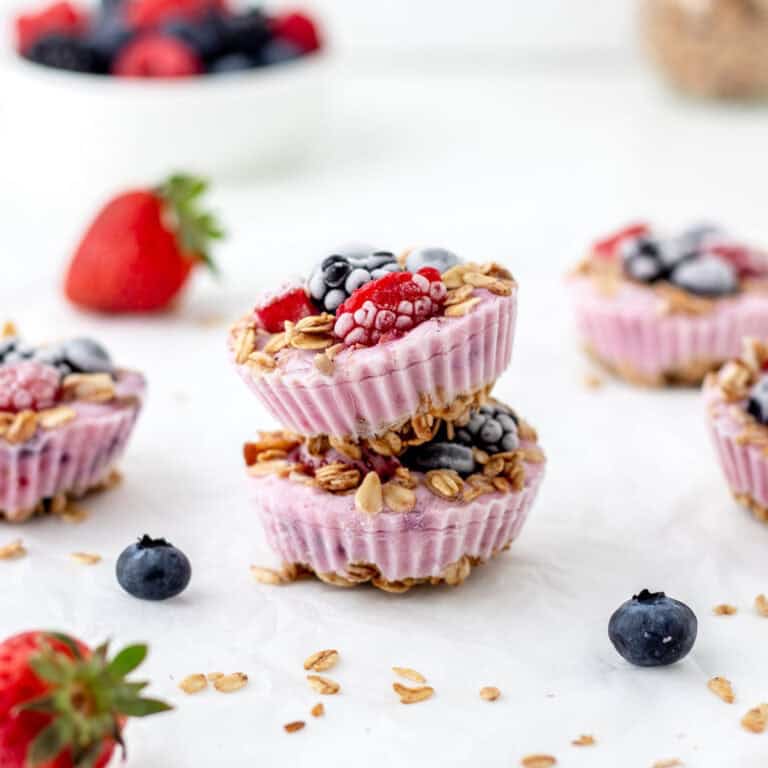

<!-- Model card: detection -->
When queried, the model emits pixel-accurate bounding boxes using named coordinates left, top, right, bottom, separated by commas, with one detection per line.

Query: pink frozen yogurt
left=569, top=223, right=768, bottom=386
left=0, top=371, right=145, bottom=522
left=231, top=284, right=517, bottom=439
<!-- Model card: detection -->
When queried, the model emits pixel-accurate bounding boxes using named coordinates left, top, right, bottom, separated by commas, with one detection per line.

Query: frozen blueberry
left=406, top=247, right=461, bottom=274
left=404, top=442, right=476, bottom=476
left=455, top=404, right=519, bottom=454
left=0, top=337, right=21, bottom=364
left=669, top=255, right=738, bottom=298
left=621, top=236, right=668, bottom=283
left=209, top=52, right=256, bottom=73
left=25, top=34, right=101, bottom=74
left=747, top=375, right=768, bottom=424
left=87, top=14, right=134, bottom=68
left=164, top=14, right=226, bottom=62
left=220, top=9, right=272, bottom=58
left=116, top=535, right=191, bottom=601
left=261, top=39, right=301, bottom=66
left=3, top=342, right=36, bottom=365
left=608, top=589, right=697, bottom=667
left=61, top=337, right=114, bottom=374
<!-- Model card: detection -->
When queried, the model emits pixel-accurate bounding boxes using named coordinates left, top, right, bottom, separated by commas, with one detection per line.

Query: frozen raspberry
left=333, top=267, right=447, bottom=347
left=254, top=282, right=315, bottom=333
left=593, top=222, right=650, bottom=260
left=0, top=361, right=61, bottom=412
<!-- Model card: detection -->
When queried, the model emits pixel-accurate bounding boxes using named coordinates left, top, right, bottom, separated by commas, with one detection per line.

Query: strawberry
left=0, top=631, right=170, bottom=768
left=14, top=1, right=88, bottom=55
left=126, top=0, right=226, bottom=29
left=592, top=222, right=650, bottom=260
left=271, top=10, right=321, bottom=54
left=254, top=282, right=315, bottom=333
left=112, top=34, right=203, bottom=77
left=65, top=174, right=223, bottom=313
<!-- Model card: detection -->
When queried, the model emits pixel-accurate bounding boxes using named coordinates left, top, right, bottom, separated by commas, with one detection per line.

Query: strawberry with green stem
left=65, top=173, right=224, bottom=313
left=0, top=631, right=170, bottom=768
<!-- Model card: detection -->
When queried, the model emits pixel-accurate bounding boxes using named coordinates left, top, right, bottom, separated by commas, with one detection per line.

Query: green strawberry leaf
left=108, top=645, right=147, bottom=678
left=74, top=740, right=104, bottom=768
left=114, top=696, right=173, bottom=717
left=28, top=655, right=67, bottom=684
left=28, top=719, right=73, bottom=765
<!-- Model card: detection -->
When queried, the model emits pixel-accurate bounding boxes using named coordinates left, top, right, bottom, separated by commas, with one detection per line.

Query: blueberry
left=87, top=14, right=134, bottom=68
left=61, top=337, right=114, bottom=374
left=3, top=342, right=36, bottom=365
left=608, top=589, right=697, bottom=667
left=747, top=375, right=768, bottom=424
left=220, top=9, right=272, bottom=58
left=261, top=39, right=301, bottom=66
left=164, top=14, right=226, bottom=62
left=621, top=236, right=668, bottom=283
left=209, top=52, right=257, bottom=74
left=404, top=442, right=476, bottom=476
left=116, top=535, right=191, bottom=601
left=669, top=255, right=738, bottom=298
left=0, top=337, right=20, bottom=364
left=25, top=34, right=101, bottom=74
left=406, top=247, right=461, bottom=274
left=455, top=404, right=519, bottom=454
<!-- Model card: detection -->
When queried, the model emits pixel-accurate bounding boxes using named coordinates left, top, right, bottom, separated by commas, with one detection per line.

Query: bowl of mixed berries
left=0, top=0, right=327, bottom=187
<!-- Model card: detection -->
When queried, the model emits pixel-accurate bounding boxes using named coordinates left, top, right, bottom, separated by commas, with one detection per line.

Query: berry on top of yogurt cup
left=454, top=404, right=520, bottom=455
left=747, top=375, right=768, bottom=424
left=0, top=361, right=61, bottom=412
left=608, top=589, right=697, bottom=667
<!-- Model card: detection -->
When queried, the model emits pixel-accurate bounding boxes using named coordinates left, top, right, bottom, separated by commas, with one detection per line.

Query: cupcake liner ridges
left=248, top=445, right=545, bottom=590
left=232, top=287, right=516, bottom=438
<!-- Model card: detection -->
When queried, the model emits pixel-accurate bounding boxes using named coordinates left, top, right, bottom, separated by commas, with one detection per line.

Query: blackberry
left=25, top=33, right=101, bottom=73
left=307, top=250, right=401, bottom=313
left=455, top=404, right=520, bottom=454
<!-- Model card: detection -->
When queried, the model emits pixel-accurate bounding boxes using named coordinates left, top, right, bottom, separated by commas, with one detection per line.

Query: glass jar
left=643, top=0, right=768, bottom=99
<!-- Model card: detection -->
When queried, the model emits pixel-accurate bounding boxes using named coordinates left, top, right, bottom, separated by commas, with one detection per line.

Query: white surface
left=2, top=66, right=768, bottom=768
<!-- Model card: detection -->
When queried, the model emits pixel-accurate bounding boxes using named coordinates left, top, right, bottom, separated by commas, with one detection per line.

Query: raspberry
left=333, top=267, right=446, bottom=347
left=272, top=11, right=321, bottom=54
left=593, top=222, right=650, bottom=260
left=112, top=33, right=203, bottom=77
left=15, top=1, right=87, bottom=55
left=0, top=361, right=61, bottom=412
left=254, top=282, right=315, bottom=333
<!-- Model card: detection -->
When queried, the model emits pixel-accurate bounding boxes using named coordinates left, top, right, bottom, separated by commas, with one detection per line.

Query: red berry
left=254, top=283, right=315, bottom=333
left=14, top=1, right=87, bottom=54
left=333, top=267, right=446, bottom=347
left=112, top=33, right=202, bottom=78
left=272, top=10, right=321, bottom=54
left=710, top=243, right=761, bottom=278
left=65, top=174, right=222, bottom=313
left=126, top=0, right=226, bottom=29
left=0, top=362, right=60, bottom=413
left=593, top=222, right=650, bottom=260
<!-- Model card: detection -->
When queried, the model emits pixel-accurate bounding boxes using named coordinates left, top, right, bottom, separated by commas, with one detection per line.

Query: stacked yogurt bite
left=0, top=327, right=144, bottom=522
left=569, top=222, right=768, bottom=386
left=229, top=246, right=546, bottom=592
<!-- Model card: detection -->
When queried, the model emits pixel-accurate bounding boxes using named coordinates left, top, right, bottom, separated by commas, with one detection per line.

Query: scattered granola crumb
left=479, top=686, right=501, bottom=702
left=583, top=373, right=603, bottom=390
left=0, top=539, right=26, bottom=560
left=213, top=673, right=249, bottom=693
left=392, top=682, right=434, bottom=704
left=652, top=760, right=683, bottom=768
left=304, top=649, right=339, bottom=672
left=392, top=667, right=427, bottom=684
left=306, top=675, right=340, bottom=695
left=741, top=703, right=768, bottom=733
left=755, top=594, right=768, bottom=617
left=310, top=702, right=324, bottom=718
left=179, top=674, right=208, bottom=694
left=250, top=565, right=287, bottom=585
left=571, top=735, right=595, bottom=747
left=56, top=502, right=89, bottom=524
left=520, top=756, right=557, bottom=768
left=69, top=552, right=101, bottom=565
left=707, top=676, right=735, bottom=704
left=284, top=721, right=305, bottom=734
left=1, top=321, right=17, bottom=338
left=713, top=604, right=737, bottom=616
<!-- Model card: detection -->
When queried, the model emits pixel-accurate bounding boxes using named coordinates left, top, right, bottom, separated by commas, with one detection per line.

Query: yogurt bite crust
left=569, top=222, right=768, bottom=386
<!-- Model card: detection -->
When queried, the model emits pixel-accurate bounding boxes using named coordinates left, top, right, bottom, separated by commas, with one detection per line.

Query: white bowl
left=0, top=45, right=329, bottom=198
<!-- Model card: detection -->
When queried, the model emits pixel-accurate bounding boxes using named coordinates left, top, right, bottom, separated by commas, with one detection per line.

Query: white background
left=3, top=1, right=768, bottom=767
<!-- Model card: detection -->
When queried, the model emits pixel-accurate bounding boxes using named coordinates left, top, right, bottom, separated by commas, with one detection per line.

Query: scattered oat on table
left=56, top=502, right=89, bottom=524
left=652, top=760, right=683, bottom=768
left=392, top=666, right=426, bottom=684
left=284, top=721, right=305, bottom=734
left=310, top=702, right=324, bottom=718
left=213, top=673, right=248, bottom=693
left=713, top=603, right=737, bottom=616
left=583, top=373, right=603, bottom=390
left=307, top=675, right=340, bottom=695
left=0, top=539, right=26, bottom=560
left=392, top=682, right=434, bottom=704
left=571, top=734, right=595, bottom=747
left=755, top=594, right=768, bottom=617
left=69, top=552, right=101, bottom=565
left=479, top=686, right=501, bottom=702
left=741, top=703, right=768, bottom=733
left=304, top=649, right=339, bottom=672
left=520, top=756, right=557, bottom=768
left=250, top=565, right=286, bottom=585
left=707, top=676, right=735, bottom=704
left=179, top=674, right=208, bottom=694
